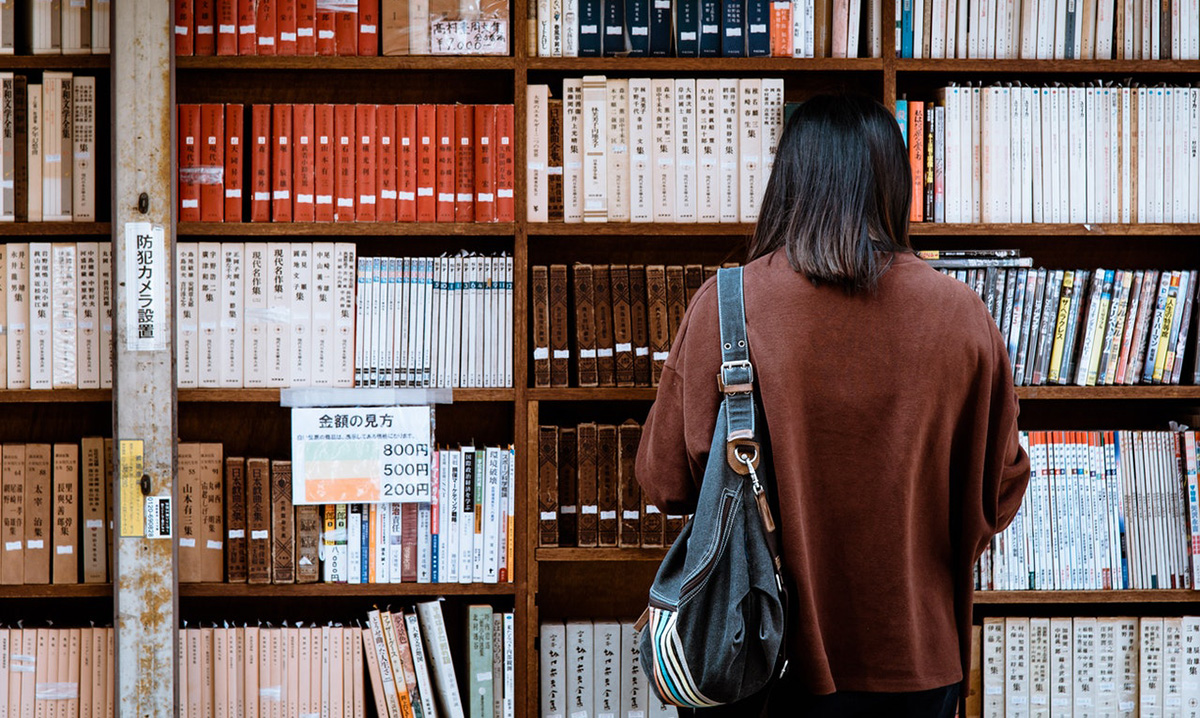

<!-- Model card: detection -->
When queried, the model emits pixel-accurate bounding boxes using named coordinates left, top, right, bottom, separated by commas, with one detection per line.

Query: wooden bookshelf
left=537, top=548, right=670, bottom=562
left=177, top=388, right=515, bottom=403
left=0, top=56, right=110, bottom=70
left=0, top=389, right=112, bottom=403
left=0, top=584, right=112, bottom=598
left=177, top=56, right=517, bottom=71
left=976, top=591, right=1200, bottom=605
left=526, top=57, right=884, bottom=71
left=0, top=222, right=112, bottom=236
left=893, top=58, right=1200, bottom=73
left=179, top=583, right=518, bottom=597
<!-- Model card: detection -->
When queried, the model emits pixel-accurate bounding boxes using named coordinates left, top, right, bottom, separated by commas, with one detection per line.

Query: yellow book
left=1047, top=271, right=1074, bottom=384
left=1151, top=272, right=1178, bottom=383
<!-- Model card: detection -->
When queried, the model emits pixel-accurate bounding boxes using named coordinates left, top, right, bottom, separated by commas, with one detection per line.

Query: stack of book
left=897, top=0, right=1200, bottom=58
left=178, top=103, right=516, bottom=223
left=538, top=421, right=688, bottom=549
left=526, top=78, right=784, bottom=223
left=531, top=263, right=737, bottom=389
left=0, top=74, right=98, bottom=223
left=898, top=85, right=1200, bottom=224
left=532, top=0, right=881, bottom=57
left=978, top=429, right=1200, bottom=592
left=1, top=243, right=115, bottom=390
left=365, top=603, right=515, bottom=718
left=540, top=620, right=679, bottom=718
left=10, top=0, right=110, bottom=54
left=0, top=627, right=115, bottom=715
left=179, top=442, right=516, bottom=585
left=925, top=252, right=1198, bottom=386
left=0, top=440, right=113, bottom=585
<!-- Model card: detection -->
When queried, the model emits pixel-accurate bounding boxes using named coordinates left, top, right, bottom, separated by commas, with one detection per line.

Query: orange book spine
left=415, top=105, right=437, bottom=222
left=179, top=104, right=202, bottom=222
left=238, top=0, right=258, bottom=54
left=335, top=9, right=359, bottom=54
left=435, top=105, right=456, bottom=222
left=908, top=101, right=924, bottom=223
left=334, top=104, right=357, bottom=221
left=770, top=1, right=793, bottom=56
left=359, top=0, right=380, bottom=55
left=257, top=0, right=278, bottom=54
left=314, top=104, right=336, bottom=222
left=293, top=104, right=316, bottom=222
left=272, top=104, right=294, bottom=222
left=474, top=104, right=497, bottom=223
left=376, top=104, right=398, bottom=222
left=200, top=104, right=226, bottom=223
left=225, top=104, right=245, bottom=222
left=316, top=10, right=337, bottom=54
left=356, top=104, right=378, bottom=222
left=454, top=105, right=475, bottom=222
left=175, top=0, right=195, bottom=55
left=397, top=105, right=418, bottom=222
left=296, top=0, right=317, bottom=53
left=216, top=0, right=239, bottom=54
left=195, top=0, right=216, bottom=54
left=277, top=0, right=298, bottom=54
left=495, top=104, right=514, bottom=222
left=250, top=105, right=273, bottom=222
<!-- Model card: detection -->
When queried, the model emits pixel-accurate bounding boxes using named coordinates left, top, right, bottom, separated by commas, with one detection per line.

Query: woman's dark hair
left=747, top=93, right=913, bottom=293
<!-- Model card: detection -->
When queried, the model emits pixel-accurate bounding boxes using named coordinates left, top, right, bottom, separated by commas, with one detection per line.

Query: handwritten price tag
left=430, top=19, right=508, bottom=55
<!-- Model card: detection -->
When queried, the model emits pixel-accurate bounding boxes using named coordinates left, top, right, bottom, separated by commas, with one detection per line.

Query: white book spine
left=1181, top=616, right=1200, bottom=716
left=50, top=242, right=76, bottom=387
left=761, top=79, right=785, bottom=190
left=483, top=446, right=501, bottom=584
left=1029, top=617, right=1051, bottom=716
left=738, top=79, right=763, bottom=223
left=219, top=243, right=244, bottom=388
left=242, top=243, right=267, bottom=388
left=540, top=623, right=567, bottom=718
left=266, top=243, right=292, bottom=387
left=1143, top=618, right=1165, bottom=717
left=1074, top=617, right=1098, bottom=714
left=566, top=621, right=595, bottom=718
left=696, top=80, right=720, bottom=222
left=537, top=0, right=553, bottom=55
left=416, top=601, right=467, bottom=718
left=6, top=243, right=28, bottom=388
left=404, top=612, right=440, bottom=718
left=176, top=243, right=199, bottom=389
left=561, top=0, right=577, bottom=56
left=289, top=243, right=312, bottom=387
left=581, top=77, right=608, bottom=223
left=564, top=79, right=584, bottom=223
left=416, top=500, right=431, bottom=583
left=1050, top=617, right=1073, bottom=714
left=462, top=447, right=477, bottom=583
left=346, top=506, right=361, bottom=585
left=651, top=79, right=676, bottom=223
left=1095, top=618, right=1119, bottom=715
left=718, top=79, right=740, bottom=223
left=984, top=618, right=1006, bottom=716
left=28, top=243, right=52, bottom=389
left=1166, top=617, right=1185, bottom=717
left=71, top=76, right=94, bottom=221
left=594, top=622, right=621, bottom=718
left=1006, top=618, right=1031, bottom=717
left=446, top=449, right=461, bottom=583
left=606, top=79, right=630, bottom=222
left=673, top=79, right=697, bottom=223
left=526, top=85, right=550, bottom=223
left=503, top=612, right=515, bottom=718
left=309, top=243, right=335, bottom=387
left=1118, top=618, right=1140, bottom=717
left=628, top=79, right=652, bottom=223
left=98, top=242, right=111, bottom=388
left=74, top=242, right=97, bottom=389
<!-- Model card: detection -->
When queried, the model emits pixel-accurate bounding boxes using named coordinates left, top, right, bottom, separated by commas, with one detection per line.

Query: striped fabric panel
left=647, top=607, right=721, bottom=709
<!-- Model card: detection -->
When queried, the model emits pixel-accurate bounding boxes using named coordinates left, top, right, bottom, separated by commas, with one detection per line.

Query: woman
left=635, top=94, right=1030, bottom=717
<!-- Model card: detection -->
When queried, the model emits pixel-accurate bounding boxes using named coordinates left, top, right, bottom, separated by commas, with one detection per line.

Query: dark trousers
left=683, top=682, right=961, bottom=718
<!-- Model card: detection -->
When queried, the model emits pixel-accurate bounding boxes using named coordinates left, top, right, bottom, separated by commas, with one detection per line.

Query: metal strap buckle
left=717, top=359, right=754, bottom=394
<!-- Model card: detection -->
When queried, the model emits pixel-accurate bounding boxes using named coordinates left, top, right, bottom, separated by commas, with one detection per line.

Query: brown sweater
left=636, top=249, right=1030, bottom=695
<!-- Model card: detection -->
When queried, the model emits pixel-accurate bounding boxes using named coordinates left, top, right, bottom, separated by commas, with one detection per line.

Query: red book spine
left=175, top=0, right=194, bottom=55
left=435, top=105, right=455, bottom=222
left=415, top=105, right=436, bottom=222
left=256, top=0, right=277, bottom=54
left=358, top=0, right=379, bottom=55
left=334, top=104, right=357, bottom=222
left=238, top=0, right=257, bottom=54
left=292, top=104, right=316, bottom=222
left=397, top=105, right=418, bottom=222
left=908, top=101, right=924, bottom=223
left=355, top=104, right=378, bottom=222
left=250, top=105, right=273, bottom=222
left=178, top=104, right=201, bottom=222
left=200, top=104, right=226, bottom=222
left=277, top=0, right=298, bottom=53
left=376, top=104, right=398, bottom=223
left=316, top=10, right=336, bottom=54
left=454, top=105, right=475, bottom=222
left=474, top=104, right=496, bottom=223
left=216, top=0, right=238, bottom=54
left=272, top=104, right=294, bottom=222
left=495, top=104, right=514, bottom=222
left=335, top=9, right=359, bottom=55
left=296, top=0, right=316, bottom=53
left=225, top=104, right=245, bottom=222
left=195, top=0, right=216, bottom=54
left=314, top=104, right=336, bottom=222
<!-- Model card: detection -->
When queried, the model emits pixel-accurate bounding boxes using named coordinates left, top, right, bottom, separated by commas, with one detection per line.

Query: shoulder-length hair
left=747, top=93, right=913, bottom=294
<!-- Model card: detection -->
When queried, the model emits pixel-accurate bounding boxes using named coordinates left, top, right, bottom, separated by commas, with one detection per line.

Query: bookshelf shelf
left=537, top=548, right=669, bottom=561
left=178, top=583, right=518, bottom=597
left=526, top=57, right=884, bottom=71
left=1015, top=386, right=1200, bottom=400
left=976, top=590, right=1200, bottom=604
left=177, top=388, right=515, bottom=403
left=894, top=59, right=1200, bottom=73
left=0, top=55, right=110, bottom=70
left=0, top=584, right=112, bottom=598
left=0, top=389, right=111, bottom=403
left=527, top=222, right=754, bottom=236
left=528, top=388, right=659, bottom=401
left=177, top=221, right=517, bottom=237
left=909, top=223, right=1200, bottom=237
left=0, top=222, right=111, bottom=236
left=176, top=56, right=516, bottom=71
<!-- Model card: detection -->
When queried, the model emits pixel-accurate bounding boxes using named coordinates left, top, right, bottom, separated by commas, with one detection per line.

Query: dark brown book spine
left=401, top=502, right=418, bottom=582
left=641, top=494, right=664, bottom=548
left=645, top=265, right=670, bottom=386
left=610, top=265, right=635, bottom=387
left=532, top=265, right=552, bottom=388
left=665, top=512, right=687, bottom=546
left=270, top=460, right=295, bottom=584
left=537, top=425, right=559, bottom=547
left=593, top=264, right=615, bottom=387
left=617, top=421, right=642, bottom=548
left=573, top=263, right=598, bottom=387
left=547, top=99, right=564, bottom=221
left=294, top=504, right=321, bottom=583
left=13, top=76, right=26, bottom=222
left=225, top=457, right=248, bottom=583
left=575, top=423, right=598, bottom=548
left=665, top=265, right=687, bottom=343
left=596, top=425, right=618, bottom=547
left=683, top=264, right=704, bottom=306
left=557, top=427, right=578, bottom=546
left=549, top=264, right=571, bottom=387
left=629, top=265, right=650, bottom=387
left=703, top=265, right=718, bottom=283
left=245, top=457, right=272, bottom=584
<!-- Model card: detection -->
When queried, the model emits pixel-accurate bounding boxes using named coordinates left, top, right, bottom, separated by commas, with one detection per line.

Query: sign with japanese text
left=291, top=406, right=433, bottom=504
left=123, top=222, right=167, bottom=351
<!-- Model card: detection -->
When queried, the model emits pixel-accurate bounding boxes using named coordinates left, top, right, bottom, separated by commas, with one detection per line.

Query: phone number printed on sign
left=291, top=406, right=433, bottom=505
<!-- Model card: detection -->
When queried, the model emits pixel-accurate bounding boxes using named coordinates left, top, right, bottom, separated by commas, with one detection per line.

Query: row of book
left=0, top=628, right=114, bottom=716
left=537, top=421, right=688, bottom=548
left=539, top=620, right=679, bottom=718
left=180, top=443, right=517, bottom=585
left=4, top=0, right=110, bottom=54
left=896, top=0, right=1200, bottom=58
left=532, top=0, right=881, bottom=58
left=932, top=258, right=1198, bottom=386
left=0, top=74, right=99, bottom=223
left=178, top=103, right=516, bottom=224
left=364, top=604, right=515, bottom=718
left=974, top=617, right=1200, bottom=717
left=0, top=440, right=112, bottom=586
left=531, top=263, right=733, bottom=389
left=900, top=85, right=1200, bottom=224
left=976, top=430, right=1200, bottom=592
left=0, top=243, right=114, bottom=391
left=174, top=0, right=510, bottom=57
left=526, top=78, right=784, bottom=224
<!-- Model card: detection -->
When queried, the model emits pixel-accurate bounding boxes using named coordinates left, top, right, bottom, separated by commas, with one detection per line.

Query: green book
left=467, top=604, right=494, bottom=718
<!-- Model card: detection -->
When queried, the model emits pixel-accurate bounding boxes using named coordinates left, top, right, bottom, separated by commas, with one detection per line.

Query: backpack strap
left=716, top=267, right=758, bottom=473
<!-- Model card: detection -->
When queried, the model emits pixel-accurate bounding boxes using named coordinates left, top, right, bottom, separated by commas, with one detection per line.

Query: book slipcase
left=1, top=5, right=1198, bottom=717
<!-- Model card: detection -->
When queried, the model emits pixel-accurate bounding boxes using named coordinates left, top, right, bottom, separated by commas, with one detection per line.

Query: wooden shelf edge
left=528, top=388, right=660, bottom=401
left=1015, top=386, right=1200, bottom=400
left=537, top=548, right=669, bottom=561
left=0, top=584, right=112, bottom=598
left=526, top=57, right=883, bottom=71
left=0, top=222, right=111, bottom=236
left=528, top=222, right=754, bottom=236
left=911, top=223, right=1200, bottom=236
left=977, top=590, right=1200, bottom=604
left=0, top=389, right=112, bottom=403
left=178, top=388, right=514, bottom=403
left=180, top=583, right=517, bottom=597
left=0, top=55, right=110, bottom=69
left=895, top=59, right=1200, bottom=73
left=176, top=56, right=515, bottom=71
left=178, top=222, right=517, bottom=237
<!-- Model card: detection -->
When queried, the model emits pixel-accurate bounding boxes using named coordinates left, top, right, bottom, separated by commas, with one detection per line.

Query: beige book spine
left=70, top=76, right=93, bottom=221
left=351, top=627, right=365, bottom=718
left=200, top=627, right=213, bottom=718
left=361, top=627, right=390, bottom=718
left=199, top=443, right=224, bottom=582
left=230, top=628, right=243, bottom=718
left=286, top=627, right=299, bottom=718
left=26, top=85, right=41, bottom=222
left=23, top=444, right=51, bottom=584
left=186, top=629, right=201, bottom=718
left=177, top=443, right=201, bottom=583
left=1, top=444, right=25, bottom=584
left=0, top=629, right=10, bottom=718
left=20, top=629, right=37, bottom=718
left=80, top=437, right=105, bottom=582
left=329, top=624, right=343, bottom=718
left=243, top=626, right=259, bottom=718
left=258, top=629, right=271, bottom=718
left=213, top=627, right=228, bottom=718
left=310, top=627, right=322, bottom=718
left=51, top=443, right=77, bottom=583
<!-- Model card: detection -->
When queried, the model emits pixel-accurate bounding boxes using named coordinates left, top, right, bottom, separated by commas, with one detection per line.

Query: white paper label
left=251, top=530, right=269, bottom=540
left=123, top=225, right=167, bottom=350
left=581, top=505, right=598, bottom=515
left=600, top=511, right=616, bottom=520
left=540, top=511, right=557, bottom=521
left=206, top=540, right=223, bottom=550
left=56, top=545, right=73, bottom=554
left=533, top=347, right=550, bottom=360
left=178, top=538, right=196, bottom=547
left=228, top=529, right=245, bottom=539
left=623, top=510, right=639, bottom=520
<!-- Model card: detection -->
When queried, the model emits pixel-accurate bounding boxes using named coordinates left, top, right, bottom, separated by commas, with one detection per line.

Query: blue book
left=721, top=0, right=744, bottom=55
left=579, top=0, right=604, bottom=55
left=744, top=0, right=769, bottom=55
left=900, top=0, right=913, bottom=57
left=699, top=0, right=721, bottom=55
left=626, top=0, right=651, bottom=54
left=360, top=506, right=370, bottom=584
left=894, top=99, right=908, bottom=145
left=649, top=0, right=672, bottom=53
left=675, top=0, right=700, bottom=55
left=603, top=0, right=628, bottom=54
